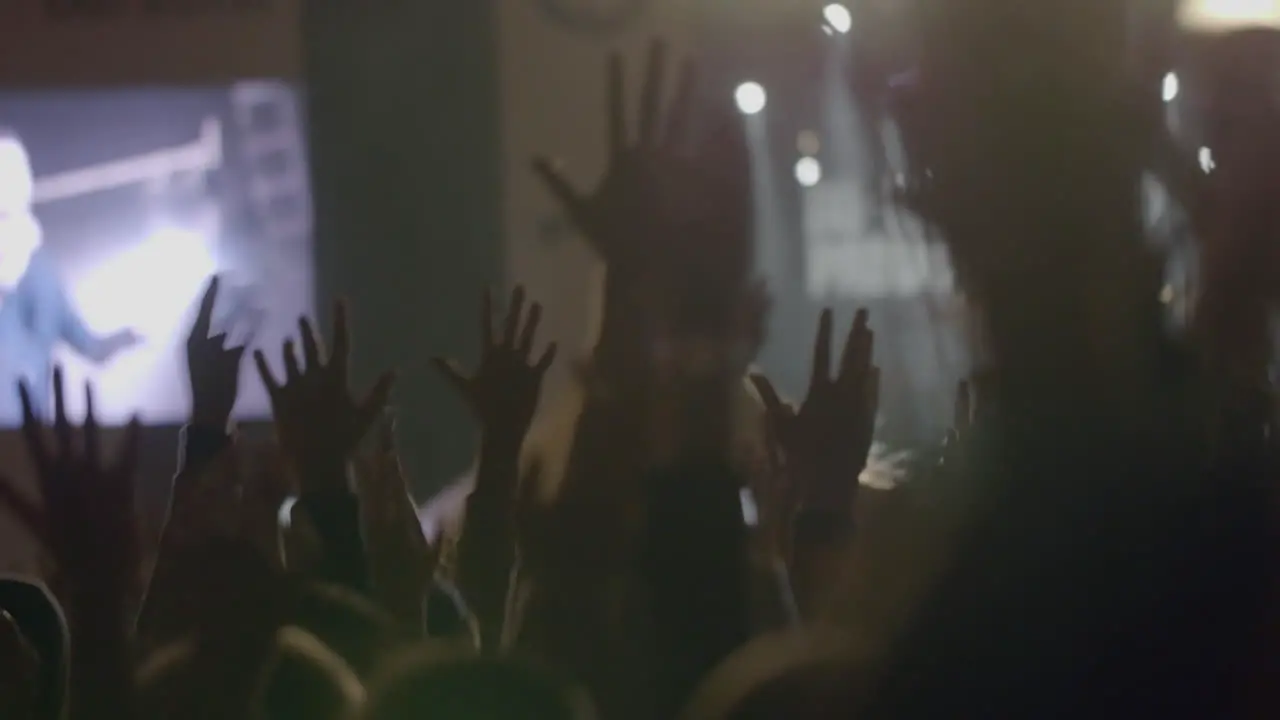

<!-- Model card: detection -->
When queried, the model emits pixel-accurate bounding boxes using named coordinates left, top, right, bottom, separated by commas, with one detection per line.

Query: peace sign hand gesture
left=750, top=308, right=880, bottom=513
left=432, top=286, right=557, bottom=449
left=254, top=302, right=395, bottom=492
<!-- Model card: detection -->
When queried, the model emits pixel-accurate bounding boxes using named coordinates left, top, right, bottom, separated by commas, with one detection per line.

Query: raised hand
left=432, top=286, right=557, bottom=449
left=533, top=40, right=697, bottom=268
left=532, top=40, right=750, bottom=283
left=15, top=368, right=141, bottom=600
left=8, top=369, right=141, bottom=720
left=254, top=301, right=395, bottom=491
left=434, top=287, right=555, bottom=652
left=750, top=308, right=880, bottom=513
left=186, top=276, right=246, bottom=429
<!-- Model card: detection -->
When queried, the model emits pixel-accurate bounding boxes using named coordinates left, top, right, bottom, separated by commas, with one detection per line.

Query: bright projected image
left=0, top=82, right=313, bottom=425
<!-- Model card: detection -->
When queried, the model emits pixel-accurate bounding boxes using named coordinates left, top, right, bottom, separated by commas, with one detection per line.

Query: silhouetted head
left=0, top=577, right=68, bottom=720
left=361, top=648, right=595, bottom=720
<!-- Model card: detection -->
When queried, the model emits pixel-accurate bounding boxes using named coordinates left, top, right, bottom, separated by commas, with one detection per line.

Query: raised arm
left=137, top=277, right=244, bottom=647
left=254, top=301, right=394, bottom=594
left=432, top=286, right=556, bottom=653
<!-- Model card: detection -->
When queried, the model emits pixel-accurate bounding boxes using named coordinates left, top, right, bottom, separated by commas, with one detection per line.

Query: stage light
left=795, top=156, right=823, bottom=187
left=734, top=82, right=767, bottom=115
left=82, top=225, right=216, bottom=337
left=1199, top=146, right=1216, bottom=173
left=1162, top=72, right=1180, bottom=102
left=823, top=3, right=853, bottom=34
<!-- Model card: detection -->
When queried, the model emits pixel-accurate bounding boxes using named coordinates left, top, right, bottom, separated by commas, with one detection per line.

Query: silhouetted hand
left=750, top=309, right=880, bottom=512
left=532, top=40, right=751, bottom=285
left=433, top=286, right=557, bottom=449
left=187, top=276, right=246, bottom=429
left=533, top=41, right=697, bottom=270
left=254, top=302, right=395, bottom=491
left=14, top=368, right=141, bottom=599
left=751, top=405, right=802, bottom=565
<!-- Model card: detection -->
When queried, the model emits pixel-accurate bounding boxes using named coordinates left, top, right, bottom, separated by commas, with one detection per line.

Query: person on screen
left=0, top=128, right=141, bottom=421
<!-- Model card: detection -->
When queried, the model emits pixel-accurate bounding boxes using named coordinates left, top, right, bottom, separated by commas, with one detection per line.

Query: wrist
left=188, top=407, right=231, bottom=432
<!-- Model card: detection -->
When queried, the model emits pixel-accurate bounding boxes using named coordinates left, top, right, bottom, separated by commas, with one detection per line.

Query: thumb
left=748, top=372, right=788, bottom=420
left=430, top=357, right=473, bottom=400
left=354, top=371, right=396, bottom=441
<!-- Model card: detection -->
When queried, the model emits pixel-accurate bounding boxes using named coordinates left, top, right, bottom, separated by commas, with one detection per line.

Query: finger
left=299, top=317, right=322, bottom=370
left=808, top=309, right=834, bottom=394
left=534, top=342, right=558, bottom=376
left=748, top=372, right=787, bottom=418
left=83, top=383, right=99, bottom=462
left=17, top=382, right=48, bottom=476
left=254, top=350, right=282, bottom=401
left=282, top=341, right=301, bottom=382
left=638, top=39, right=667, bottom=147
left=531, top=157, right=590, bottom=231
left=955, top=380, right=972, bottom=430
left=607, top=52, right=627, bottom=157
left=117, top=417, right=142, bottom=483
left=330, top=300, right=351, bottom=380
left=190, top=275, right=220, bottom=343
left=355, top=371, right=397, bottom=439
left=52, top=367, right=71, bottom=456
left=481, top=289, right=495, bottom=351
left=430, top=357, right=472, bottom=399
left=229, top=345, right=247, bottom=370
left=838, top=308, right=871, bottom=380
left=504, top=286, right=526, bottom=348
left=662, top=59, right=697, bottom=148
left=518, top=302, right=543, bottom=357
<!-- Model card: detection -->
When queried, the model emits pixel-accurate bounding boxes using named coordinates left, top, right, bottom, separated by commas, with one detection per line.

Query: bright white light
left=76, top=226, right=215, bottom=337
left=54, top=225, right=217, bottom=422
left=1179, top=0, right=1280, bottom=31
left=734, top=82, right=767, bottom=116
left=823, top=3, right=853, bottom=34
left=1199, top=146, right=1216, bottom=173
left=795, top=156, right=823, bottom=187
left=1162, top=72, right=1180, bottom=103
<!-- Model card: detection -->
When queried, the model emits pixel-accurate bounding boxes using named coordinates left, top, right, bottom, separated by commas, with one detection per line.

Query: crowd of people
left=1, top=27, right=1280, bottom=719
